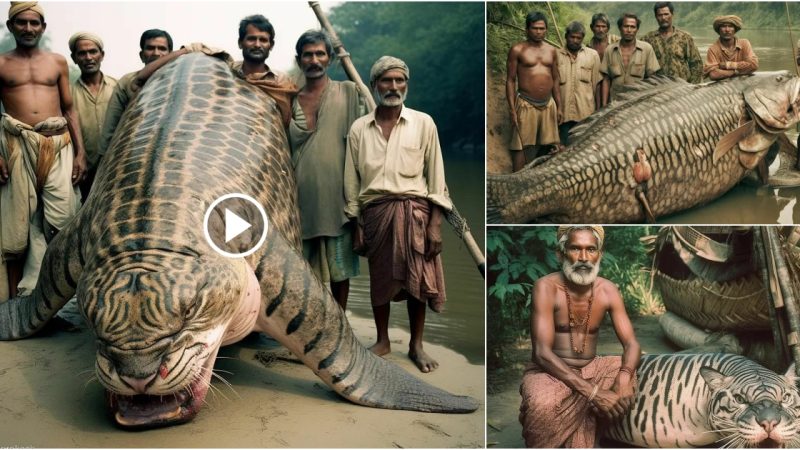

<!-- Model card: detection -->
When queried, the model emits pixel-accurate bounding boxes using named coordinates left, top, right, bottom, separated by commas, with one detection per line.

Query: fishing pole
left=308, top=2, right=486, bottom=278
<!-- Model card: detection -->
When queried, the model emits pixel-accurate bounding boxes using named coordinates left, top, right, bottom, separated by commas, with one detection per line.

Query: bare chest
left=519, top=46, right=554, bottom=68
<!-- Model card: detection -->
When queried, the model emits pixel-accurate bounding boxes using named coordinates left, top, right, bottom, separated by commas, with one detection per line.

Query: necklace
left=564, top=283, right=595, bottom=354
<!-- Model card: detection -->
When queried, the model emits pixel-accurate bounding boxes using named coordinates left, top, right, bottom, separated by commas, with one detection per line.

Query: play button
left=203, top=193, right=269, bottom=258
left=225, top=209, right=251, bottom=243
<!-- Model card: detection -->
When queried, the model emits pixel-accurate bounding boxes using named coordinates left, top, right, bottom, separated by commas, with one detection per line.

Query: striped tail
left=254, top=230, right=479, bottom=413
left=0, top=217, right=83, bottom=340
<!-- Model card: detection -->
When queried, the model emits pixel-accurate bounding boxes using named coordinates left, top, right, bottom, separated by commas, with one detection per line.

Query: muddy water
left=347, top=157, right=486, bottom=364
left=664, top=27, right=800, bottom=224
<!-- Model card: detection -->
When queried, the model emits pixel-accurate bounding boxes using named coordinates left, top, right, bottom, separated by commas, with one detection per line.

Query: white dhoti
left=0, top=114, right=80, bottom=298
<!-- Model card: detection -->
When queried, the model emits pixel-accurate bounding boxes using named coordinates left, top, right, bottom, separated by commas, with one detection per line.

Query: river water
left=346, top=157, right=486, bottom=364
left=660, top=27, right=800, bottom=223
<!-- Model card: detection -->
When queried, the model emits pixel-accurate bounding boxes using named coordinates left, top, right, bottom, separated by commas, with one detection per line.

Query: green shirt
left=642, top=27, right=703, bottom=83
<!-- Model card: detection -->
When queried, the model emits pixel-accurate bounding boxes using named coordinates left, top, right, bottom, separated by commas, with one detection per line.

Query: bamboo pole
left=762, top=227, right=800, bottom=374
left=786, top=2, right=800, bottom=77
left=755, top=228, right=790, bottom=369
left=308, top=1, right=486, bottom=278
left=545, top=2, right=564, bottom=48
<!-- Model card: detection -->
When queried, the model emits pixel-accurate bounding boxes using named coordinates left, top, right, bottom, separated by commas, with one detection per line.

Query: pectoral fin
left=714, top=121, right=754, bottom=163
left=739, top=127, right=777, bottom=153
left=739, top=149, right=767, bottom=170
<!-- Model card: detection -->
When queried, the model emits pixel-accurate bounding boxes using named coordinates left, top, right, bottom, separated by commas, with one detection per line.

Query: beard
left=373, top=86, right=407, bottom=107
left=562, top=258, right=601, bottom=286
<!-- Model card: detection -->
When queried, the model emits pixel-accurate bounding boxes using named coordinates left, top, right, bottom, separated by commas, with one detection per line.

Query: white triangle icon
left=225, top=208, right=252, bottom=243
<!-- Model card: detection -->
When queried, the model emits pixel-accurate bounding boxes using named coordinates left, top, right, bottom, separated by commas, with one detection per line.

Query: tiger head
left=701, top=363, right=800, bottom=447
left=78, top=257, right=260, bottom=429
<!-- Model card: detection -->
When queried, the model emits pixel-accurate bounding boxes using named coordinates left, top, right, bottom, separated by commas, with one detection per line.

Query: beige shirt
left=70, top=73, right=118, bottom=169
left=344, top=106, right=452, bottom=219
left=556, top=46, right=601, bottom=123
left=600, top=39, right=661, bottom=100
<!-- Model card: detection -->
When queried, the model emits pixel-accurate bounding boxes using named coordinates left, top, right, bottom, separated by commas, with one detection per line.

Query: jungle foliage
left=579, top=2, right=800, bottom=32
left=328, top=2, right=484, bottom=155
left=487, top=226, right=663, bottom=369
left=488, top=2, right=800, bottom=74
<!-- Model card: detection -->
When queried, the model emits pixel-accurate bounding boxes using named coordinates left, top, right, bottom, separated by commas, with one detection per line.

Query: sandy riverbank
left=0, top=311, right=484, bottom=448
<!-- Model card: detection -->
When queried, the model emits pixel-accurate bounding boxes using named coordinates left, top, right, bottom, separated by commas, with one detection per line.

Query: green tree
left=327, top=2, right=484, bottom=155
left=487, top=226, right=662, bottom=369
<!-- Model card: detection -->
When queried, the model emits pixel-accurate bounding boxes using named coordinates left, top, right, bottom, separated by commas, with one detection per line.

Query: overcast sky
left=40, top=1, right=336, bottom=77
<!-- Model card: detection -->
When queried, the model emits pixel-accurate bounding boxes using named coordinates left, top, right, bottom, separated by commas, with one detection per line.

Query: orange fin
left=714, top=121, right=754, bottom=163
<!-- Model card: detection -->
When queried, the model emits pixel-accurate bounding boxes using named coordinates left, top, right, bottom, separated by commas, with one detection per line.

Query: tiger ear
left=784, top=363, right=798, bottom=386
left=700, top=366, right=734, bottom=391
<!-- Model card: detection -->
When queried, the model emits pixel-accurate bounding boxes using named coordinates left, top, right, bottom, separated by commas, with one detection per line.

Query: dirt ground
left=486, top=314, right=679, bottom=448
left=0, top=308, right=484, bottom=448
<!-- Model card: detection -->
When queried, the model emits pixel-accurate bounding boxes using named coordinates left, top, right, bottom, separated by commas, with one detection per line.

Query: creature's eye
left=777, top=75, right=784, bottom=82
left=733, top=393, right=746, bottom=404
left=783, top=392, right=794, bottom=404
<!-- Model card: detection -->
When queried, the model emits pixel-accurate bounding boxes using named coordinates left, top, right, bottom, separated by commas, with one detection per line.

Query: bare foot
left=369, top=340, right=391, bottom=356
left=408, top=347, right=438, bottom=373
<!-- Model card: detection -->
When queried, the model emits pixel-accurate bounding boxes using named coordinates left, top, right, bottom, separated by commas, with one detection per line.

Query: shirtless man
left=0, top=1, right=87, bottom=299
left=519, top=226, right=641, bottom=448
left=600, top=13, right=660, bottom=105
left=506, top=11, right=561, bottom=172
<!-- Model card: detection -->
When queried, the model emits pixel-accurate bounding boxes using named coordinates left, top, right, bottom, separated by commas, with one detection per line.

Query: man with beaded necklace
left=518, top=225, right=641, bottom=447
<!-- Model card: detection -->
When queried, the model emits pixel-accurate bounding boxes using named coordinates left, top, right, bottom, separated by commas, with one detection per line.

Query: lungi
left=361, top=196, right=446, bottom=313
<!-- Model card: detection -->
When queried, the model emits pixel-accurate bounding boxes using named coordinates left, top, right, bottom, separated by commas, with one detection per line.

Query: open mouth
left=105, top=375, right=210, bottom=430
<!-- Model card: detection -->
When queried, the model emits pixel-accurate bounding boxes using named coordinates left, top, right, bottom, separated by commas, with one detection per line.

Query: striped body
left=487, top=74, right=800, bottom=223
left=0, top=53, right=477, bottom=428
left=606, top=354, right=800, bottom=447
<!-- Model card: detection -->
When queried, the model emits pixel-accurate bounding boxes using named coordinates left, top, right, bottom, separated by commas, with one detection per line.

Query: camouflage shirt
left=642, top=27, right=702, bottom=83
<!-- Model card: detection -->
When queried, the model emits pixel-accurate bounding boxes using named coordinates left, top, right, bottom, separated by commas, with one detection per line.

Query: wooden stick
left=787, top=2, right=800, bottom=77
left=308, top=1, right=486, bottom=278
left=546, top=2, right=564, bottom=48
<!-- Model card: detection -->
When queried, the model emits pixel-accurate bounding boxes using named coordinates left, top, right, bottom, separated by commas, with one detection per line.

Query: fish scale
left=488, top=74, right=800, bottom=223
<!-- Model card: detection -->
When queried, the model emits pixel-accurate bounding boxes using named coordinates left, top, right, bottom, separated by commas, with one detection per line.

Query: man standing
left=519, top=226, right=641, bottom=448
left=642, top=2, right=702, bottom=84
left=704, top=16, right=758, bottom=81
left=344, top=56, right=451, bottom=373
left=233, top=14, right=297, bottom=128
left=556, top=21, right=600, bottom=145
left=506, top=11, right=562, bottom=172
left=600, top=13, right=660, bottom=105
left=98, top=29, right=172, bottom=160
left=0, top=1, right=87, bottom=299
left=289, top=30, right=362, bottom=309
left=587, top=13, right=619, bottom=63
left=68, top=31, right=117, bottom=201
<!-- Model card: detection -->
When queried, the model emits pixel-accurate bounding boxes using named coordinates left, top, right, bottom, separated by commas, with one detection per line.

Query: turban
left=557, top=226, right=605, bottom=248
left=68, top=31, right=103, bottom=53
left=369, top=55, right=409, bottom=86
left=713, top=15, right=743, bottom=33
left=8, top=1, right=43, bottom=20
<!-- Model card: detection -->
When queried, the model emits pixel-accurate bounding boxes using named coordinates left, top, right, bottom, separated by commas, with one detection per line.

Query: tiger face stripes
left=606, top=353, right=800, bottom=447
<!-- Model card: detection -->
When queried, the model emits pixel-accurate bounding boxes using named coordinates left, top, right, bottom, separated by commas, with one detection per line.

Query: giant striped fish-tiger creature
left=605, top=353, right=800, bottom=448
left=0, top=52, right=478, bottom=429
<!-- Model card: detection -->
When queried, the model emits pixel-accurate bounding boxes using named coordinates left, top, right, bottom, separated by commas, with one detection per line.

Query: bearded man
left=344, top=56, right=451, bottom=373
left=519, top=226, right=641, bottom=448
